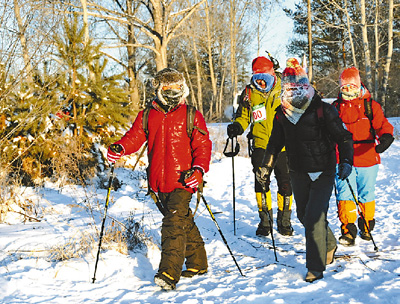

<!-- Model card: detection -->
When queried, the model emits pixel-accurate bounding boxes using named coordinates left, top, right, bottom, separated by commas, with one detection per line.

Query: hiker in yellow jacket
left=227, top=56, right=293, bottom=236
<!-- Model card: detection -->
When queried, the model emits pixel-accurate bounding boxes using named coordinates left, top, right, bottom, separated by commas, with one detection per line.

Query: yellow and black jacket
left=234, top=77, right=283, bottom=150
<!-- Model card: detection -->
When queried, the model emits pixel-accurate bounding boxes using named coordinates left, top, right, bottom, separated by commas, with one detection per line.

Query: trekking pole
left=92, top=164, right=116, bottom=283
left=345, top=178, right=378, bottom=252
left=198, top=188, right=245, bottom=276
left=262, top=186, right=278, bottom=262
left=223, top=136, right=240, bottom=235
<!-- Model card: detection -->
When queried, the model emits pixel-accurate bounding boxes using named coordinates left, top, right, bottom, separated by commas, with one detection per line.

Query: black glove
left=227, top=122, right=243, bottom=139
left=375, top=133, right=394, bottom=153
left=337, top=162, right=352, bottom=180
left=256, top=166, right=273, bottom=189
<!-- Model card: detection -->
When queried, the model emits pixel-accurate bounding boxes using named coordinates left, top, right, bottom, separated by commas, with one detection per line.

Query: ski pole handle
left=223, top=137, right=240, bottom=157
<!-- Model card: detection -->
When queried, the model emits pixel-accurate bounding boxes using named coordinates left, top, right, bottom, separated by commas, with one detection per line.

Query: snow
left=1, top=118, right=400, bottom=304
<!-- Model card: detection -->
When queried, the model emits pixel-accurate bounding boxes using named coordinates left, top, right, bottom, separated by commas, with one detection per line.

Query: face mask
left=251, top=73, right=276, bottom=93
left=340, top=84, right=361, bottom=100
left=281, top=85, right=312, bottom=109
left=157, top=84, right=184, bottom=110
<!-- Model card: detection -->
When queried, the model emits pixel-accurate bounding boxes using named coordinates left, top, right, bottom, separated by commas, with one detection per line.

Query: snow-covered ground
left=1, top=118, right=400, bottom=304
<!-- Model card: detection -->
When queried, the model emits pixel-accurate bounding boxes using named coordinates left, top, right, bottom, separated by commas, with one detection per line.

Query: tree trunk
left=344, top=0, right=357, bottom=67
left=13, top=0, right=33, bottom=84
left=205, top=1, right=217, bottom=115
left=307, top=0, right=313, bottom=82
left=381, top=0, right=394, bottom=113
left=373, top=0, right=379, bottom=101
left=127, top=0, right=140, bottom=109
left=360, top=0, right=372, bottom=88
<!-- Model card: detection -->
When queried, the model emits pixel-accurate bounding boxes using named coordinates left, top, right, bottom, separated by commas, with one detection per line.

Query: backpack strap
left=364, top=98, right=376, bottom=138
left=187, top=104, right=207, bottom=138
left=353, top=98, right=376, bottom=144
left=142, top=107, right=151, bottom=138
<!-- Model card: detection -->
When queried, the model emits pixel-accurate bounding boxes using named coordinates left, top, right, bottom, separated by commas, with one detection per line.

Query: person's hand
left=255, top=166, right=273, bottom=188
left=337, top=162, right=352, bottom=180
left=183, top=168, right=203, bottom=188
left=107, top=144, right=124, bottom=163
left=375, top=133, right=394, bottom=153
left=227, top=122, right=243, bottom=139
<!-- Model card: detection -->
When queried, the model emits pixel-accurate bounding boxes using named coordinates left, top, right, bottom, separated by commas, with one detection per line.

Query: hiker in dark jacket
left=107, top=68, right=212, bottom=290
left=256, top=58, right=354, bottom=282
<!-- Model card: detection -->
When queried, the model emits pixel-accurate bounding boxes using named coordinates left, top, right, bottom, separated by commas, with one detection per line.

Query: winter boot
left=277, top=193, right=294, bottom=236
left=358, top=218, right=375, bottom=240
left=326, top=245, right=337, bottom=265
left=305, top=270, right=323, bottom=283
left=154, top=272, right=177, bottom=290
left=181, top=268, right=207, bottom=278
left=358, top=201, right=375, bottom=240
left=256, top=191, right=273, bottom=236
left=256, top=209, right=273, bottom=236
left=339, top=223, right=357, bottom=246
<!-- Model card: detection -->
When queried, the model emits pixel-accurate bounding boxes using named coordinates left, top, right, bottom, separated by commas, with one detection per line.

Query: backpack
left=328, top=98, right=375, bottom=144
left=142, top=104, right=206, bottom=138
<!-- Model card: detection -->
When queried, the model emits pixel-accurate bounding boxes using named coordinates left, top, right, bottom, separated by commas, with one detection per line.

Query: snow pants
left=290, top=169, right=337, bottom=272
left=335, top=165, right=378, bottom=236
left=157, top=189, right=207, bottom=282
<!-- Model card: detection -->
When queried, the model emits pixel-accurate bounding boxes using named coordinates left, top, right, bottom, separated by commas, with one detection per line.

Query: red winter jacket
left=115, top=101, right=212, bottom=193
left=334, top=85, right=394, bottom=167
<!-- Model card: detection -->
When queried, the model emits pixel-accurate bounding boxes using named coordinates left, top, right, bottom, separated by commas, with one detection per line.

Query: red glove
left=184, top=168, right=203, bottom=188
left=107, top=144, right=124, bottom=163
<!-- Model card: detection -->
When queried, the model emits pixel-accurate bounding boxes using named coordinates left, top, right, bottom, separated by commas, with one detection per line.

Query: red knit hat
left=281, top=58, right=309, bottom=86
left=252, top=56, right=275, bottom=75
left=339, top=67, right=361, bottom=89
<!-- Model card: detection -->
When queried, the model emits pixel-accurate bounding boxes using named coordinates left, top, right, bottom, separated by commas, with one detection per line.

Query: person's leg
left=291, top=169, right=337, bottom=280
left=356, top=165, right=379, bottom=239
left=182, top=209, right=208, bottom=277
left=335, top=166, right=357, bottom=245
left=274, top=151, right=294, bottom=236
left=156, top=189, right=193, bottom=288
left=252, top=148, right=273, bottom=235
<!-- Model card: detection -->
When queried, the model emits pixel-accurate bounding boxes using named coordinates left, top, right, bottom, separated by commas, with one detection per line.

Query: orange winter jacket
left=334, top=85, right=394, bottom=167
left=115, top=101, right=212, bottom=193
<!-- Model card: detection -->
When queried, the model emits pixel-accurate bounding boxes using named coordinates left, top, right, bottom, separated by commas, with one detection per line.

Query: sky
left=1, top=118, right=400, bottom=304
left=253, top=0, right=298, bottom=71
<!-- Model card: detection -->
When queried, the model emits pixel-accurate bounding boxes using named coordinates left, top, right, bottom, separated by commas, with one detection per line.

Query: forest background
left=0, top=0, right=399, bottom=197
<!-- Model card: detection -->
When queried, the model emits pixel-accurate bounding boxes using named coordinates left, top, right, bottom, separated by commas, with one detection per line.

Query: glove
left=255, top=166, right=273, bottom=189
left=375, top=133, right=394, bottom=153
left=337, top=162, right=352, bottom=180
left=107, top=144, right=124, bottom=163
left=227, top=122, right=243, bottom=139
left=182, top=168, right=203, bottom=188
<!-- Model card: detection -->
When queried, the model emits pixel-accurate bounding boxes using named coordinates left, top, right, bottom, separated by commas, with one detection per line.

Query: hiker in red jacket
left=334, top=67, right=394, bottom=246
left=107, top=68, right=212, bottom=290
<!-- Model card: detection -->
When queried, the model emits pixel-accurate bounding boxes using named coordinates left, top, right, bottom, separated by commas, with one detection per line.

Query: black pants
left=290, top=169, right=337, bottom=272
left=251, top=148, right=292, bottom=195
left=157, top=189, right=207, bottom=282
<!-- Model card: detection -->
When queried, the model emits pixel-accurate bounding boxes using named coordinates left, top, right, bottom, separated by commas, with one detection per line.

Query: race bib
left=252, top=104, right=267, bottom=123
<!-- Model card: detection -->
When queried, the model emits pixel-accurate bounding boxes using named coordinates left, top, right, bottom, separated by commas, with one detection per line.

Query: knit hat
left=339, top=67, right=362, bottom=101
left=339, top=67, right=361, bottom=89
left=281, top=58, right=310, bottom=86
left=152, top=68, right=189, bottom=109
left=280, top=58, right=314, bottom=125
left=250, top=56, right=276, bottom=93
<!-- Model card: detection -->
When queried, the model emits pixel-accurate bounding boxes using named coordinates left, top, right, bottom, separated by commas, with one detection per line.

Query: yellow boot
left=256, top=191, right=273, bottom=236
left=277, top=193, right=294, bottom=236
